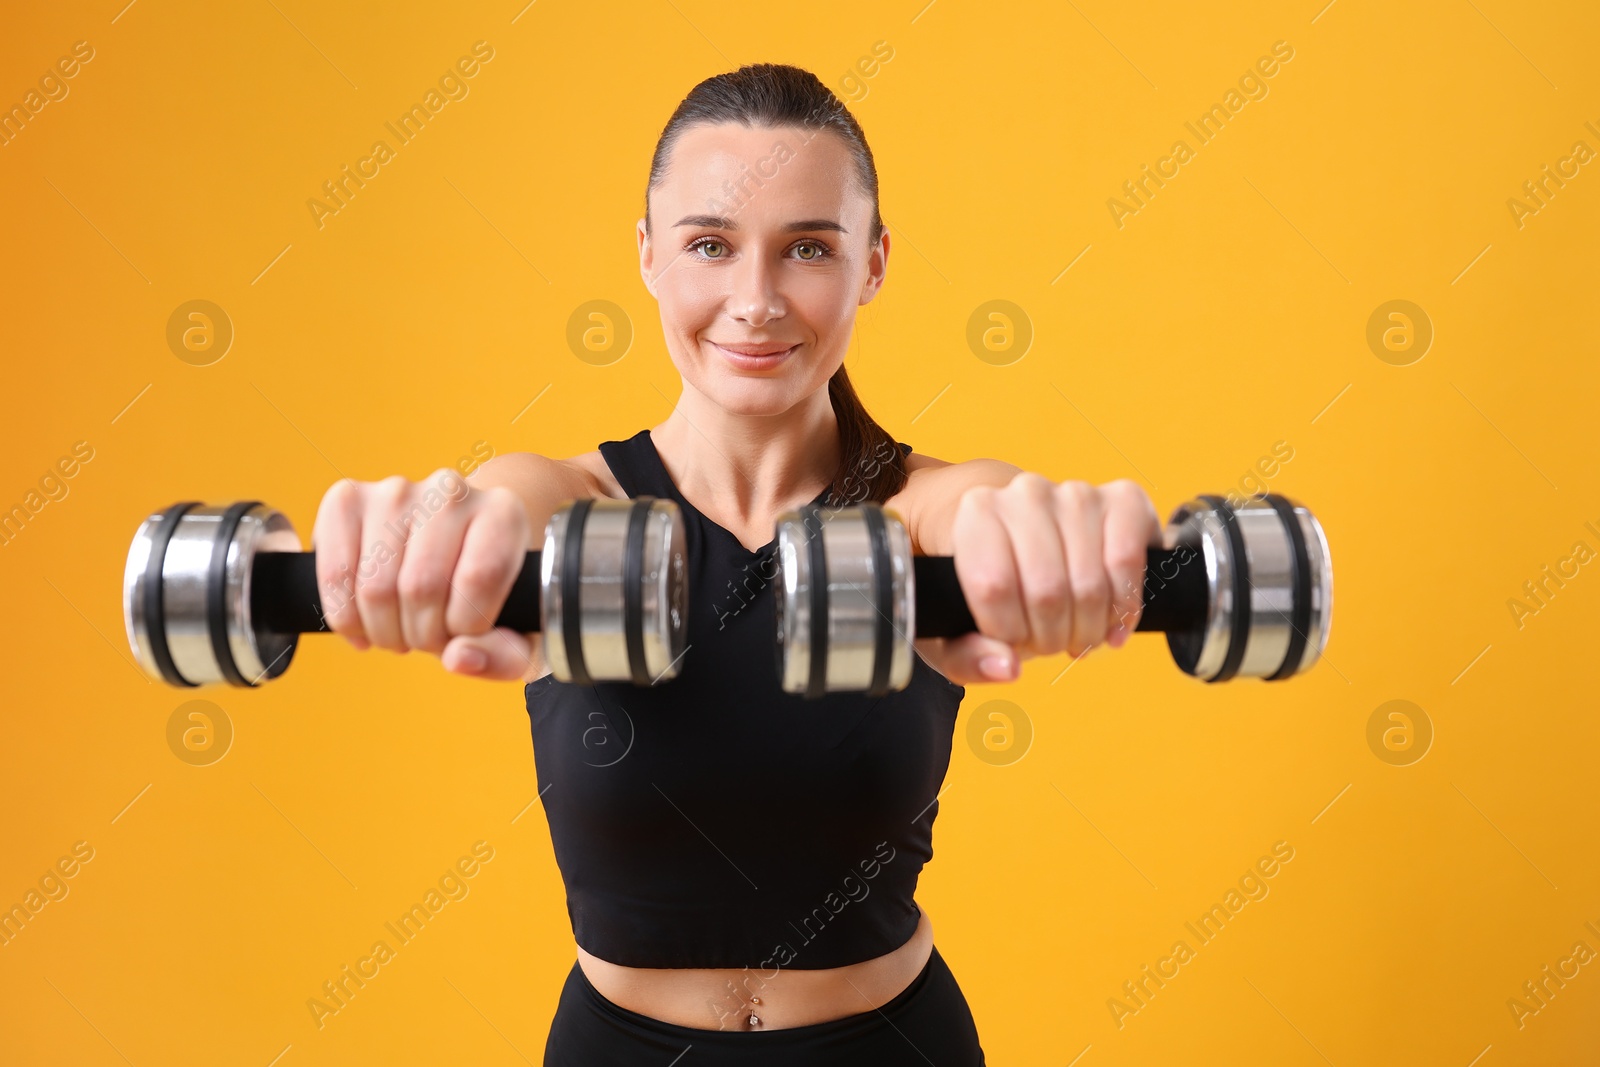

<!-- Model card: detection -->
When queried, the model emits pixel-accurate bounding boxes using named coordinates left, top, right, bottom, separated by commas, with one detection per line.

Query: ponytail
left=824, top=364, right=908, bottom=507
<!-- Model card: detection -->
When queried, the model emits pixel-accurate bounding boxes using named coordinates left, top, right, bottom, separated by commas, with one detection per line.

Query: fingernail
left=453, top=647, right=488, bottom=674
left=1107, top=626, right=1127, bottom=649
left=979, top=655, right=1015, bottom=681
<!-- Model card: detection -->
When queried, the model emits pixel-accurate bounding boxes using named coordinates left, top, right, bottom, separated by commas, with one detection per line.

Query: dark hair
left=643, top=63, right=909, bottom=507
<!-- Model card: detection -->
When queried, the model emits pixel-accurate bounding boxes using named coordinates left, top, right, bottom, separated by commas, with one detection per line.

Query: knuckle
left=1075, top=573, right=1111, bottom=615
left=313, top=479, right=360, bottom=543
left=959, top=485, right=997, bottom=512
left=1009, top=470, right=1054, bottom=496
left=354, top=566, right=397, bottom=608
left=1029, top=574, right=1071, bottom=614
left=454, top=550, right=513, bottom=597
left=396, top=560, right=446, bottom=604
left=478, top=484, right=523, bottom=519
left=963, top=569, right=1012, bottom=606
left=429, top=466, right=468, bottom=503
left=1106, top=540, right=1147, bottom=574
left=474, top=492, right=531, bottom=551
left=1110, top=479, right=1157, bottom=517
left=1103, top=477, right=1139, bottom=499
left=373, top=474, right=412, bottom=508
left=324, top=476, right=364, bottom=511
left=1056, top=479, right=1098, bottom=510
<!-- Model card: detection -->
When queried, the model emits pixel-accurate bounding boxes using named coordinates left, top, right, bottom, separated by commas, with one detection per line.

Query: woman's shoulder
left=563, top=449, right=627, bottom=500
left=902, top=447, right=953, bottom=474
left=473, top=448, right=628, bottom=503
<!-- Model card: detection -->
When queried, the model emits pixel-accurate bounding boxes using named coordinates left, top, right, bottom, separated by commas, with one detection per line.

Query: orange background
left=2, top=1, right=1597, bottom=1064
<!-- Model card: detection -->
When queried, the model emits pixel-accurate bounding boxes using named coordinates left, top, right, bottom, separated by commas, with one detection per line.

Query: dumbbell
left=772, top=492, right=1332, bottom=698
left=122, top=497, right=687, bottom=688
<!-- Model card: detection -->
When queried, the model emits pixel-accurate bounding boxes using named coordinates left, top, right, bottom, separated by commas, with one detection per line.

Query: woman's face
left=638, top=122, right=888, bottom=417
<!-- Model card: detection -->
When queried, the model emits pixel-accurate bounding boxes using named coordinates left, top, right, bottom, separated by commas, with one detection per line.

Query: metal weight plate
left=773, top=503, right=914, bottom=696
left=541, top=496, right=686, bottom=686
left=123, top=502, right=300, bottom=687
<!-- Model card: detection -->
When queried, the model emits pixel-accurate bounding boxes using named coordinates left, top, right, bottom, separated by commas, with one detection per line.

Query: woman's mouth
left=710, top=342, right=799, bottom=371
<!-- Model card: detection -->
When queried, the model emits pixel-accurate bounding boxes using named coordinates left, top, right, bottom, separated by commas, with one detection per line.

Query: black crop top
left=523, top=429, right=967, bottom=970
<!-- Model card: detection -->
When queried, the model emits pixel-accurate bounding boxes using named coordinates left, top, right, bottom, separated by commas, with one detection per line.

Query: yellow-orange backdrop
left=2, top=1, right=1597, bottom=1064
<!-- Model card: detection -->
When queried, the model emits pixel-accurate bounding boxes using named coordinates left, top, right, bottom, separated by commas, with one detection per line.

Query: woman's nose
left=729, top=255, right=784, bottom=326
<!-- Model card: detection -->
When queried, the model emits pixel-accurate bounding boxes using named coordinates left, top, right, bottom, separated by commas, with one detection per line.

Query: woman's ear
left=858, top=228, right=889, bottom=305
left=637, top=218, right=657, bottom=297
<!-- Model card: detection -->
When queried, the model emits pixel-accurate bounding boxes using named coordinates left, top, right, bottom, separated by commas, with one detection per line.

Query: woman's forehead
left=655, top=122, right=864, bottom=222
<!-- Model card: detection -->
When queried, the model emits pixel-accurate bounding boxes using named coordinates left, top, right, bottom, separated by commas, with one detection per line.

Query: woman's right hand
left=310, top=468, right=538, bottom=680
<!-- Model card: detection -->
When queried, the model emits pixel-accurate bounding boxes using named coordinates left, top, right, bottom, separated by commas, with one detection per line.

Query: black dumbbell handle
left=256, top=546, right=1202, bottom=638
left=912, top=546, right=1205, bottom=639
left=249, top=552, right=546, bottom=634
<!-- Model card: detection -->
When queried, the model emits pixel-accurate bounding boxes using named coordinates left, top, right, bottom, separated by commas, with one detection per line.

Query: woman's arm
left=465, top=452, right=604, bottom=682
left=885, top=455, right=1022, bottom=557
left=466, top=452, right=603, bottom=539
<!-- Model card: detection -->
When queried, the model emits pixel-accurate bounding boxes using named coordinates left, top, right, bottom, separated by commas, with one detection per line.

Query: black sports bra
left=523, top=429, right=967, bottom=969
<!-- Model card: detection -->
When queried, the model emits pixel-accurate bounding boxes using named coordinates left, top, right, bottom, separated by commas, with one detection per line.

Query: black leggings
left=542, top=943, right=986, bottom=1065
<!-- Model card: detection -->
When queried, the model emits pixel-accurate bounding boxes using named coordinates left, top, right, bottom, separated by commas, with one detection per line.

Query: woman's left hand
left=914, top=472, right=1163, bottom=685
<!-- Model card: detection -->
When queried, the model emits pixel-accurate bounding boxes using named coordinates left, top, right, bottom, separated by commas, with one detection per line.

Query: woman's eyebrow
left=674, top=214, right=848, bottom=234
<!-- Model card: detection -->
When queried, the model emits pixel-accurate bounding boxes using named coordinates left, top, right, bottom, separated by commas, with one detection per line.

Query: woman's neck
left=650, top=393, right=840, bottom=530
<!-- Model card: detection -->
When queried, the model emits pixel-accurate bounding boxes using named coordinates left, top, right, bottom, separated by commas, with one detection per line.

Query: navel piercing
left=751, top=997, right=761, bottom=1004
left=748, top=1013, right=762, bottom=1027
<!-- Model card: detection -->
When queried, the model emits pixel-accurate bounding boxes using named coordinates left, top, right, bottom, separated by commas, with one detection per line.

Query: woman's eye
left=686, top=238, right=832, bottom=261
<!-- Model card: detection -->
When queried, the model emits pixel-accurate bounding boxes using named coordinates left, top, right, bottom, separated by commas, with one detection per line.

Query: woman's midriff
left=575, top=906, right=935, bottom=1031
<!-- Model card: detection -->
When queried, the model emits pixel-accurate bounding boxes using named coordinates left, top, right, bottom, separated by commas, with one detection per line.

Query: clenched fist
left=310, top=468, right=538, bottom=680
left=917, top=472, right=1162, bottom=685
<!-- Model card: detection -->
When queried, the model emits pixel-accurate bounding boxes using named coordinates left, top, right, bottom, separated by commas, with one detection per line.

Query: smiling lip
left=711, top=341, right=798, bottom=369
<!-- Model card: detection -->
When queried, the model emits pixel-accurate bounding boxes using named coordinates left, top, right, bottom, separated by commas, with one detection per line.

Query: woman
left=312, top=64, right=1160, bottom=1064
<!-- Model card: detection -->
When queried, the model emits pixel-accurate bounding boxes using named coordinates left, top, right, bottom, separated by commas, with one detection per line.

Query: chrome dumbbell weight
left=122, top=497, right=686, bottom=688
left=772, top=493, right=1332, bottom=698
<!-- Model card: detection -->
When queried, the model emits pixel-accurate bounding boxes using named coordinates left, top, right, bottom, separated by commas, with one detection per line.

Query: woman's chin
left=702, top=379, right=799, bottom=416
left=717, top=394, right=793, bottom=417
